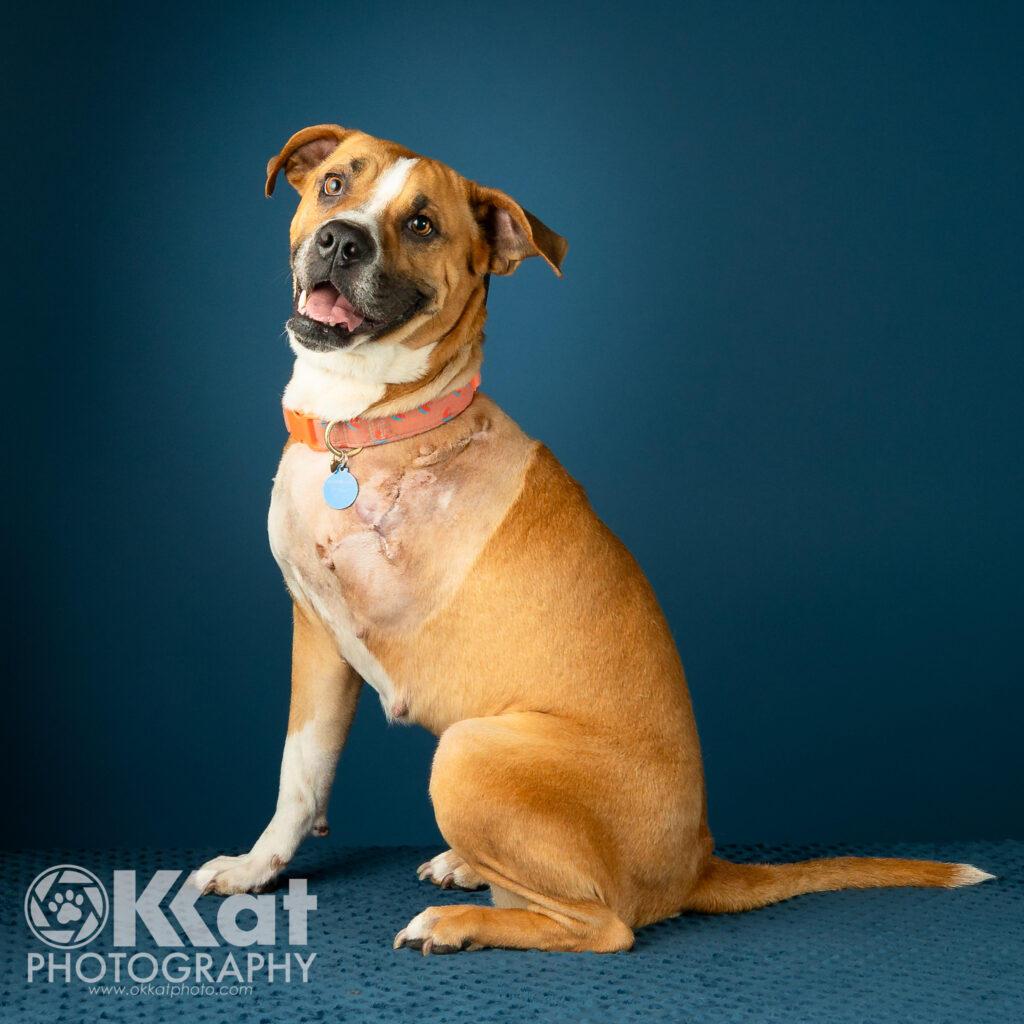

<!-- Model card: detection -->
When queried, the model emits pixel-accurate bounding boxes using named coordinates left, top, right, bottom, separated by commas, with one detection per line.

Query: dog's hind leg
left=394, top=899, right=633, bottom=954
left=395, top=713, right=635, bottom=954
left=193, top=601, right=361, bottom=895
left=416, top=849, right=488, bottom=890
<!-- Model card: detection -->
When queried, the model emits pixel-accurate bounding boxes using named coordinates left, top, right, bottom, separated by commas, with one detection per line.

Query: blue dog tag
left=323, top=466, right=359, bottom=509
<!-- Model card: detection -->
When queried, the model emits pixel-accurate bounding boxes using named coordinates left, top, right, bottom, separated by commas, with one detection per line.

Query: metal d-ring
left=323, top=422, right=363, bottom=472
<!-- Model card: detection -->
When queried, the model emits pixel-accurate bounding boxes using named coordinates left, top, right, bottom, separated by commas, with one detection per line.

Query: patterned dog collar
left=283, top=373, right=482, bottom=452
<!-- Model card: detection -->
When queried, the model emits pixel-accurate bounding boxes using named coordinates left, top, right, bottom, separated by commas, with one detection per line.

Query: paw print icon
left=24, top=865, right=109, bottom=948
left=49, top=889, right=85, bottom=923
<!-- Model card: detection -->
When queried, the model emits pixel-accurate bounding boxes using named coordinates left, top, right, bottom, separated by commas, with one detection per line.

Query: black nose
left=316, top=221, right=374, bottom=266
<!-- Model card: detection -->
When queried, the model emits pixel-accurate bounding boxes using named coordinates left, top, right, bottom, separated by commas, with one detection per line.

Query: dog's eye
left=323, top=175, right=344, bottom=196
left=408, top=214, right=434, bottom=236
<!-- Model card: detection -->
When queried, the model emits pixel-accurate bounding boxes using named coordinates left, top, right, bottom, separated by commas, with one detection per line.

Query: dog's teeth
left=298, top=289, right=308, bottom=315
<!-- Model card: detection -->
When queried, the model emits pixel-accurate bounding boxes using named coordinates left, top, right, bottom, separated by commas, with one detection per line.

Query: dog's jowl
left=193, top=124, right=993, bottom=954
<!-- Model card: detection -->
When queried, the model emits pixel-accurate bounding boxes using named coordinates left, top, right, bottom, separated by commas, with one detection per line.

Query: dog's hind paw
left=189, top=852, right=285, bottom=896
left=415, top=850, right=488, bottom=891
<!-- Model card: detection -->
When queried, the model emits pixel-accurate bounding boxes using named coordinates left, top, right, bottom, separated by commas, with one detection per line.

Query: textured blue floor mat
left=2, top=841, right=1021, bottom=1023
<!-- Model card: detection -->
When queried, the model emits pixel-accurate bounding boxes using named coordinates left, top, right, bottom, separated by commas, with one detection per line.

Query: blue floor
left=3, top=841, right=1021, bottom=1023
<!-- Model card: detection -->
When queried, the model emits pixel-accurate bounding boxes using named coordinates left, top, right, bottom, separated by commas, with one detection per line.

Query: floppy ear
left=265, top=124, right=350, bottom=197
left=471, top=184, right=568, bottom=277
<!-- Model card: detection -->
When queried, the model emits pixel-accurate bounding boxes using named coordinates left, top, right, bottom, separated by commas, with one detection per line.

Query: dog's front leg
left=193, top=601, right=361, bottom=895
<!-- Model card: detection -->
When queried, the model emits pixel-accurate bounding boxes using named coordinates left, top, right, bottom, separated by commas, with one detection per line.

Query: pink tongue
left=304, top=284, right=365, bottom=330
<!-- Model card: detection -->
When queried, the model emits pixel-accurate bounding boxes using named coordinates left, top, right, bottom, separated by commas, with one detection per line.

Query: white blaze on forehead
left=359, top=156, right=419, bottom=218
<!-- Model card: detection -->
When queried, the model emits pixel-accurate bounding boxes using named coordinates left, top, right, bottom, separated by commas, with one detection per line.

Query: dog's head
left=266, top=125, right=567, bottom=382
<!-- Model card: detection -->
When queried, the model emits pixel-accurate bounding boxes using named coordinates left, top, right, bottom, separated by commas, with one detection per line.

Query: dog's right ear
left=266, top=125, right=350, bottom=198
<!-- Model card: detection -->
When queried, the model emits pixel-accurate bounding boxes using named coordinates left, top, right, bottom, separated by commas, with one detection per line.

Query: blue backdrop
left=4, top=0, right=1021, bottom=850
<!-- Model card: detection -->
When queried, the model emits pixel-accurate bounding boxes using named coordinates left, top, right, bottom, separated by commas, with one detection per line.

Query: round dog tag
left=323, top=467, right=359, bottom=509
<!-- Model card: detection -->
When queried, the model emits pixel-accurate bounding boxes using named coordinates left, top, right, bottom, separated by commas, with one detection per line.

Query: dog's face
left=266, top=124, right=567, bottom=369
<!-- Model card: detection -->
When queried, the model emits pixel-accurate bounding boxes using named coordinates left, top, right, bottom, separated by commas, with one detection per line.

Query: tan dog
left=193, top=124, right=993, bottom=953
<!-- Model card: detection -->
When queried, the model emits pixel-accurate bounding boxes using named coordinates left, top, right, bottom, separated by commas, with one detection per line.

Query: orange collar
left=283, top=373, right=482, bottom=452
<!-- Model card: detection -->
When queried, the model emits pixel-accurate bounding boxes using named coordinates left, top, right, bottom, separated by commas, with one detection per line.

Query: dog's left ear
left=471, top=184, right=568, bottom=277
left=266, top=124, right=351, bottom=197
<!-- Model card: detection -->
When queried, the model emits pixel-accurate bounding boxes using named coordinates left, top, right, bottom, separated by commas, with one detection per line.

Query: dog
left=193, top=124, right=993, bottom=953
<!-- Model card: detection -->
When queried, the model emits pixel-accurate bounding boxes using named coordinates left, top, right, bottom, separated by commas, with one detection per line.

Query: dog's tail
left=683, top=853, right=995, bottom=913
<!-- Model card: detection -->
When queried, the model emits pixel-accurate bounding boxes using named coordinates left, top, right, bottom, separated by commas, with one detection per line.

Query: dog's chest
left=269, top=443, right=452, bottom=623
left=267, top=406, right=535, bottom=708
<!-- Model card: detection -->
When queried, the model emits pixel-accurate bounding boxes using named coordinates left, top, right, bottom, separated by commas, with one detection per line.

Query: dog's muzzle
left=287, top=216, right=433, bottom=353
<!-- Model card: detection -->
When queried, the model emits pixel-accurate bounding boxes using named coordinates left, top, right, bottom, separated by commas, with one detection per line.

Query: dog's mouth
left=286, top=261, right=435, bottom=353
left=288, top=282, right=383, bottom=351
left=297, top=283, right=373, bottom=331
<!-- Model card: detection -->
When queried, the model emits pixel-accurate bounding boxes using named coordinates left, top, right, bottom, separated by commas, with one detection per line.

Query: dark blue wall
left=4, top=0, right=1021, bottom=849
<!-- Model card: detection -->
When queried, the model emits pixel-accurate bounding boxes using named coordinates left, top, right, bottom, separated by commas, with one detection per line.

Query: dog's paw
left=393, top=906, right=482, bottom=955
left=416, top=850, right=487, bottom=891
left=189, top=852, right=286, bottom=896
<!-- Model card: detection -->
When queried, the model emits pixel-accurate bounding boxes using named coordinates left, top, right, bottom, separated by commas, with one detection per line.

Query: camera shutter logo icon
left=24, top=865, right=109, bottom=949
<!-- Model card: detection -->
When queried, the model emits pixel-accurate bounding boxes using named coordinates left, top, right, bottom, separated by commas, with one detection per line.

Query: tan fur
left=286, top=600, right=361, bottom=739
left=206, top=124, right=993, bottom=948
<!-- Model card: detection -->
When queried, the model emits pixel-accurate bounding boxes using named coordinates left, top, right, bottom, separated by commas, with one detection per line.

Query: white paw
left=189, top=852, right=286, bottom=895
left=416, top=850, right=487, bottom=890
left=393, top=908, right=442, bottom=953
